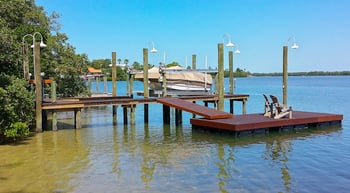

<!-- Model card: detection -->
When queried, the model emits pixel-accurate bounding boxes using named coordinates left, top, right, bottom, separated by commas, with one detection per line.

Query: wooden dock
left=156, top=98, right=233, bottom=119
left=156, top=98, right=343, bottom=135
left=41, top=94, right=249, bottom=130
left=191, top=111, right=343, bottom=135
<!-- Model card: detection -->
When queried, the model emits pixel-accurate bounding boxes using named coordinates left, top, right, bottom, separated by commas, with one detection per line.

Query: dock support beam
left=175, top=109, right=182, bottom=126
left=112, top=52, right=117, bottom=122
left=163, top=105, right=170, bottom=124
left=95, top=76, right=99, bottom=93
left=229, top=50, right=234, bottom=94
left=123, top=106, right=128, bottom=125
left=143, top=48, right=149, bottom=123
left=51, top=81, right=57, bottom=131
left=103, top=76, right=107, bottom=94
left=230, top=99, right=234, bottom=114
left=34, top=42, right=42, bottom=132
left=74, top=108, right=82, bottom=129
left=282, top=46, right=288, bottom=106
left=218, top=43, right=224, bottom=111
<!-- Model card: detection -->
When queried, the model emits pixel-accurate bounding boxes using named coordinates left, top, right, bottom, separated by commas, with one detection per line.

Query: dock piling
left=34, top=42, right=42, bottom=132
left=143, top=48, right=149, bottom=123
left=218, top=43, right=224, bottom=111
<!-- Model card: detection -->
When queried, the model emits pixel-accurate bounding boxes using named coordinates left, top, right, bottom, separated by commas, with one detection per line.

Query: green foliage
left=251, top=71, right=350, bottom=76
left=4, top=122, right=30, bottom=141
left=0, top=74, right=34, bottom=140
left=56, top=72, right=88, bottom=97
left=224, top=68, right=250, bottom=77
left=166, top=61, right=181, bottom=68
left=0, top=0, right=87, bottom=97
left=132, top=61, right=142, bottom=70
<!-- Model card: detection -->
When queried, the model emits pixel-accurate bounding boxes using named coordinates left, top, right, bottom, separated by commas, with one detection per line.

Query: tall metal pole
left=228, top=50, right=234, bottom=94
left=218, top=43, right=224, bottom=111
left=34, top=42, right=42, bottom=132
left=282, top=46, right=288, bottom=106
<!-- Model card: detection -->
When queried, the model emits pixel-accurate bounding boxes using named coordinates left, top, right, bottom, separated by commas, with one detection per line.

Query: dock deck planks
left=190, top=111, right=343, bottom=132
left=156, top=98, right=233, bottom=119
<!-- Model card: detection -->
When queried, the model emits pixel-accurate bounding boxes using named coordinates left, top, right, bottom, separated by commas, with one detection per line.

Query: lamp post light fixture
left=150, top=41, right=158, bottom=53
left=22, top=32, right=47, bottom=80
left=22, top=32, right=46, bottom=132
left=223, top=33, right=234, bottom=47
left=223, top=34, right=240, bottom=95
left=282, top=36, right=299, bottom=106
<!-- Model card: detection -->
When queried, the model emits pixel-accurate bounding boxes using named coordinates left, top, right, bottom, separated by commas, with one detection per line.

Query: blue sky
left=36, top=0, right=350, bottom=72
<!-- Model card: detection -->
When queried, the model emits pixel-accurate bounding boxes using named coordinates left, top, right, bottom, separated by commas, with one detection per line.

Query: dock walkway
left=156, top=98, right=343, bottom=135
left=156, top=98, right=233, bottom=119
left=191, top=111, right=343, bottom=135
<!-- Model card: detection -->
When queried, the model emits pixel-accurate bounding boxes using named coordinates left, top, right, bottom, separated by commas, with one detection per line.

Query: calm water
left=1, top=76, right=350, bottom=193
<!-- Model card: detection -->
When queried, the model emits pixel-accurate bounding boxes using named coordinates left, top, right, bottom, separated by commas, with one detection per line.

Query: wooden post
left=51, top=81, right=57, bottom=131
left=163, top=105, right=170, bottom=124
left=34, top=42, right=42, bottom=132
left=88, top=78, right=92, bottom=96
left=143, top=48, right=149, bottom=123
left=112, top=52, right=117, bottom=120
left=229, top=50, right=234, bottom=94
left=51, top=80, right=56, bottom=103
left=130, top=74, right=134, bottom=98
left=242, top=99, right=247, bottom=114
left=95, top=76, right=99, bottom=93
left=130, top=105, right=136, bottom=125
left=192, top=101, right=196, bottom=118
left=218, top=43, right=224, bottom=111
left=52, top=110, right=57, bottom=131
left=112, top=52, right=117, bottom=96
left=123, top=106, right=128, bottom=125
left=74, top=108, right=81, bottom=129
left=126, top=73, right=130, bottom=96
left=282, top=46, right=288, bottom=106
left=230, top=99, right=234, bottom=114
left=175, top=109, right=182, bottom=126
left=103, top=76, right=107, bottom=94
left=192, top=54, right=196, bottom=70
left=144, top=104, right=149, bottom=123
left=163, top=73, right=167, bottom=97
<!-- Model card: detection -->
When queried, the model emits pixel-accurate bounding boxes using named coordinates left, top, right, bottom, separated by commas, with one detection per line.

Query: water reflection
left=0, top=118, right=342, bottom=192
left=193, top=125, right=341, bottom=192
left=0, top=130, right=90, bottom=193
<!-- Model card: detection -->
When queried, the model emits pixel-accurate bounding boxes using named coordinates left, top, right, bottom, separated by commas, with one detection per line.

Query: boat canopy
left=135, top=66, right=212, bottom=84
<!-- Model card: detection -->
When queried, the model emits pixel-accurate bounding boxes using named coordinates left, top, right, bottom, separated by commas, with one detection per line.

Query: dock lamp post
left=150, top=41, right=158, bottom=53
left=22, top=32, right=47, bottom=132
left=282, top=37, right=299, bottom=106
left=22, top=32, right=47, bottom=81
left=223, top=33, right=240, bottom=94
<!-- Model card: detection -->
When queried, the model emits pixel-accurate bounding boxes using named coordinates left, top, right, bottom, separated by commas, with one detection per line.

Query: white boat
left=135, top=66, right=213, bottom=95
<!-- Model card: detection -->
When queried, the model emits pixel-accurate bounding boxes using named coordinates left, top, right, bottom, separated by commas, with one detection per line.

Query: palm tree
left=117, top=58, right=122, bottom=64
left=124, top=59, right=129, bottom=65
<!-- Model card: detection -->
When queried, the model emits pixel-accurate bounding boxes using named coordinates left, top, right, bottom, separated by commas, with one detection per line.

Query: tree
left=132, top=61, right=142, bottom=70
left=0, top=73, right=34, bottom=142
left=166, top=61, right=181, bottom=68
left=0, top=0, right=90, bottom=138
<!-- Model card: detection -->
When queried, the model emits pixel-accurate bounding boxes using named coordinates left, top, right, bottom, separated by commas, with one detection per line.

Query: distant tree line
left=251, top=71, right=350, bottom=76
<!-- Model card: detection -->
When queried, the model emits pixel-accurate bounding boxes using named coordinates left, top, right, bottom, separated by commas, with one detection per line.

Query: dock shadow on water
left=0, top=118, right=343, bottom=193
